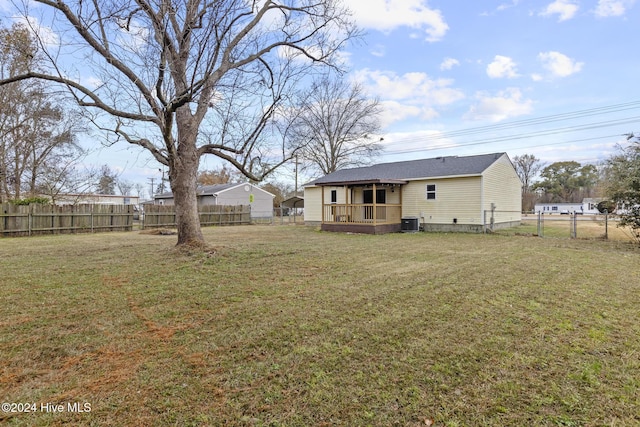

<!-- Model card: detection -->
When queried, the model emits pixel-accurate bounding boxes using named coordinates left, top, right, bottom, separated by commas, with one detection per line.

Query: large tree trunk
left=170, top=156, right=204, bottom=246
left=170, top=117, right=205, bottom=246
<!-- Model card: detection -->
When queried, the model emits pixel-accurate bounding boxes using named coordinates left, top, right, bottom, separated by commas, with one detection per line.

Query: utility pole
left=148, top=177, right=156, bottom=199
left=158, top=168, right=167, bottom=193
left=294, top=154, right=299, bottom=196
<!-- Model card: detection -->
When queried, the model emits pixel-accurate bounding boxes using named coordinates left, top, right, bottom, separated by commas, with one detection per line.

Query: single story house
left=534, top=198, right=603, bottom=215
left=304, top=152, right=522, bottom=234
left=154, top=183, right=275, bottom=221
left=53, top=193, right=140, bottom=206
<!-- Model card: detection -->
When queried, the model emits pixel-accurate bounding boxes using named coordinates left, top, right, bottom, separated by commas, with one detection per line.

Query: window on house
left=552, top=206, right=558, bottom=211
left=363, top=189, right=386, bottom=204
left=330, top=190, right=337, bottom=203
left=425, top=184, right=436, bottom=200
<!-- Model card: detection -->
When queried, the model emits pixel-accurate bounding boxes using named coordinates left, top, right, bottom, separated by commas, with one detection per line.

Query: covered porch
left=319, top=179, right=407, bottom=234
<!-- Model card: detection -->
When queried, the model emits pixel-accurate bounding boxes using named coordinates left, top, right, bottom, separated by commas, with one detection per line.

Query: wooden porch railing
left=323, top=204, right=402, bottom=225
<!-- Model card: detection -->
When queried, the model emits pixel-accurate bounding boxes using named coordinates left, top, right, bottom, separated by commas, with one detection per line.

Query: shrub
left=9, top=197, right=51, bottom=205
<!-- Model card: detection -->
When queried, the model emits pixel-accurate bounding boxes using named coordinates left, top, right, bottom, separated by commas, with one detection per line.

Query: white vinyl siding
left=303, top=186, right=349, bottom=222
left=402, top=177, right=482, bottom=224
left=481, top=155, right=522, bottom=223
left=303, top=186, right=323, bottom=222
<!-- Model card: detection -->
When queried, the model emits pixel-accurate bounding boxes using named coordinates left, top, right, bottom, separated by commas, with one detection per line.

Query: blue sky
left=2, top=0, right=639, bottom=194
left=348, top=0, right=639, bottom=165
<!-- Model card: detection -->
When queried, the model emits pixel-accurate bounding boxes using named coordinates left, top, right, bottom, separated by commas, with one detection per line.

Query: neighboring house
left=154, top=183, right=275, bottom=221
left=534, top=198, right=603, bottom=215
left=304, top=152, right=522, bottom=234
left=54, top=193, right=140, bottom=206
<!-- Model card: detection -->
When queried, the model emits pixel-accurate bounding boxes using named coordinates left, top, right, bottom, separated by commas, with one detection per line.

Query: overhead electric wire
left=382, top=100, right=640, bottom=146
left=380, top=100, right=640, bottom=156
left=386, top=134, right=617, bottom=155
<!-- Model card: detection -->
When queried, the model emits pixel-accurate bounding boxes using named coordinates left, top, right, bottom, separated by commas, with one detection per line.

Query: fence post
left=490, top=203, right=496, bottom=232
left=604, top=209, right=608, bottom=240
left=570, top=213, right=577, bottom=239
left=482, top=210, right=486, bottom=233
left=537, top=212, right=543, bottom=237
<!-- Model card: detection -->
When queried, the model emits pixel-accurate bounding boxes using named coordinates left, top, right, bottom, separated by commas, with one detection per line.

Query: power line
left=384, top=115, right=639, bottom=155
left=383, top=100, right=640, bottom=147
left=385, top=133, right=619, bottom=157
left=380, top=100, right=640, bottom=156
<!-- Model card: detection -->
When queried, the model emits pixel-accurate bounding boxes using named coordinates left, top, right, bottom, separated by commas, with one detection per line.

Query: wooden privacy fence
left=0, top=203, right=134, bottom=237
left=143, top=204, right=251, bottom=228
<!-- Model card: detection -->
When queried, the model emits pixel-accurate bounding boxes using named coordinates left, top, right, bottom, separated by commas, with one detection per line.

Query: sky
left=2, top=0, right=640, bottom=196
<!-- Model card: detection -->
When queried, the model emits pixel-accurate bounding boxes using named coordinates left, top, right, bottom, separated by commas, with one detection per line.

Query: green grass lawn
left=1, top=226, right=639, bottom=426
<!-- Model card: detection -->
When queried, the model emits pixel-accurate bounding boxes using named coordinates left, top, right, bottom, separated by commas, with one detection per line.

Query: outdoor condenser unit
left=401, top=217, right=419, bottom=232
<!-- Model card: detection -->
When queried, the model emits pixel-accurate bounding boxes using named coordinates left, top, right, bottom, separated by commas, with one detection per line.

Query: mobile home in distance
left=534, top=198, right=603, bottom=215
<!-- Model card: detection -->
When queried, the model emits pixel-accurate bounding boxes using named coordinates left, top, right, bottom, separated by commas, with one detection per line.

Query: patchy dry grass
left=1, top=226, right=639, bottom=426
left=514, top=215, right=633, bottom=241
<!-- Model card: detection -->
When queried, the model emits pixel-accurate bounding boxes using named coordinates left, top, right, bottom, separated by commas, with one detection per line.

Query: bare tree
left=37, top=160, right=98, bottom=204
left=0, top=23, right=83, bottom=201
left=133, top=182, right=147, bottom=200
left=604, top=135, right=640, bottom=243
left=287, top=75, right=382, bottom=175
left=1, top=1, right=357, bottom=247
left=116, top=179, right=135, bottom=197
left=512, top=154, right=543, bottom=191
left=512, top=154, right=544, bottom=211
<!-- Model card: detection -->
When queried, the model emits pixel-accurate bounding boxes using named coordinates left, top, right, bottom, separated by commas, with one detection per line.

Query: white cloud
left=82, top=76, right=103, bottom=89
left=354, top=69, right=464, bottom=104
left=594, top=0, right=636, bottom=17
left=440, top=57, right=460, bottom=71
left=12, top=15, right=59, bottom=47
left=277, top=44, right=351, bottom=68
left=486, top=55, right=520, bottom=79
left=538, top=51, right=584, bottom=77
left=464, top=88, right=533, bottom=122
left=498, top=0, right=521, bottom=11
left=378, top=101, right=433, bottom=128
left=540, top=0, right=580, bottom=21
left=371, top=44, right=386, bottom=57
left=382, top=129, right=457, bottom=153
left=347, top=0, right=449, bottom=42
left=481, top=0, right=521, bottom=16
left=352, top=68, right=464, bottom=126
left=116, top=19, right=150, bottom=52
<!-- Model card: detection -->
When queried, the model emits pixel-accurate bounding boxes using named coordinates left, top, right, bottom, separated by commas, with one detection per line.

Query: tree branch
left=0, top=72, right=158, bottom=123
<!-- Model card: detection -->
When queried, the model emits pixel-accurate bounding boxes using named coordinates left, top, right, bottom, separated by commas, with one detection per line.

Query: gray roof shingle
left=309, top=153, right=507, bottom=185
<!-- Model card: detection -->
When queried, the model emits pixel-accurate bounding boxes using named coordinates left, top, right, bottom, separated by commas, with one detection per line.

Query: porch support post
left=321, top=186, right=325, bottom=224
left=344, top=185, right=349, bottom=223
left=373, top=183, right=377, bottom=225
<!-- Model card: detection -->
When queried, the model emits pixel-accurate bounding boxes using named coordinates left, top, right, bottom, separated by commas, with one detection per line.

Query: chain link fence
left=513, top=212, right=633, bottom=241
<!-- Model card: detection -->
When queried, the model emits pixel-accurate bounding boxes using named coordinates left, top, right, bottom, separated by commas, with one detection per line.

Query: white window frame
left=425, top=184, right=436, bottom=200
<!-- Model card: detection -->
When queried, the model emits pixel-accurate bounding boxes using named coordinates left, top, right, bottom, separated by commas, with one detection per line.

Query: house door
left=363, top=189, right=386, bottom=220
